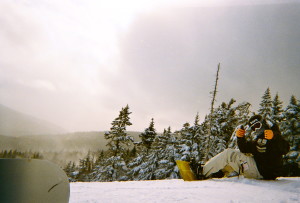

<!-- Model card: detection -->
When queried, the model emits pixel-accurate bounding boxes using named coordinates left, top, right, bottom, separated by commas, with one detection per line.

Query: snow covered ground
left=70, top=177, right=300, bottom=203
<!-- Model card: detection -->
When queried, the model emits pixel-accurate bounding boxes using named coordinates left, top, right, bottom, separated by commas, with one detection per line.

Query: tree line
left=64, top=88, right=300, bottom=182
left=0, top=150, right=43, bottom=159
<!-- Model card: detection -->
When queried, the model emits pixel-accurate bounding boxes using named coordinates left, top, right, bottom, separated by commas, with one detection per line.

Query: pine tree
left=272, top=93, right=284, bottom=124
left=101, top=105, right=134, bottom=181
left=178, top=122, right=193, bottom=162
left=139, top=118, right=157, bottom=154
left=281, top=95, right=300, bottom=137
left=227, top=101, right=251, bottom=148
left=90, top=150, right=106, bottom=181
left=190, top=113, right=206, bottom=163
left=281, top=95, right=300, bottom=176
left=77, top=151, right=95, bottom=181
left=64, top=161, right=78, bottom=182
left=32, top=152, right=42, bottom=159
left=202, top=99, right=251, bottom=159
left=153, top=127, right=179, bottom=180
left=105, top=105, right=133, bottom=156
left=128, top=150, right=160, bottom=180
left=215, top=99, right=238, bottom=143
left=177, top=114, right=203, bottom=163
left=128, top=119, right=158, bottom=180
left=258, top=88, right=273, bottom=121
left=198, top=115, right=211, bottom=159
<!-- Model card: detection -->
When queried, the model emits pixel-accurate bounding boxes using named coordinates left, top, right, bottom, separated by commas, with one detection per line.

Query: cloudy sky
left=1, top=0, right=300, bottom=132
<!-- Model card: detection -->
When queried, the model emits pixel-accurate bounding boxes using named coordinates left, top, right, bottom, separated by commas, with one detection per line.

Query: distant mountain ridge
left=0, top=103, right=143, bottom=166
left=0, top=131, right=141, bottom=166
left=0, top=104, right=66, bottom=136
left=0, top=131, right=141, bottom=152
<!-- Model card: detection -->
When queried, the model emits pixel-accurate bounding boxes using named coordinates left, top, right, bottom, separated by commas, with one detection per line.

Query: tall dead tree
left=205, top=63, right=221, bottom=161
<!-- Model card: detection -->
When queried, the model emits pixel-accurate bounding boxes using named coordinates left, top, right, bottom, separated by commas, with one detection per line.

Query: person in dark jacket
left=236, top=115, right=290, bottom=180
left=200, top=115, right=290, bottom=180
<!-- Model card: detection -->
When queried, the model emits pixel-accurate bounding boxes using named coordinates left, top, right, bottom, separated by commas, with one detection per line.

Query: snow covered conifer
left=272, top=93, right=284, bottom=124
left=128, top=120, right=159, bottom=180
left=139, top=118, right=157, bottom=154
left=176, top=113, right=206, bottom=164
left=258, top=88, right=273, bottom=121
left=64, top=161, right=78, bottom=182
left=202, top=99, right=251, bottom=159
left=105, top=105, right=133, bottom=156
left=227, top=101, right=251, bottom=148
left=190, top=113, right=205, bottom=162
left=90, top=150, right=106, bottom=181
left=281, top=95, right=300, bottom=176
left=281, top=95, right=300, bottom=137
left=77, top=151, right=95, bottom=181
left=178, top=122, right=193, bottom=161
left=153, top=127, right=179, bottom=179
left=194, top=112, right=200, bottom=127
left=128, top=150, right=160, bottom=180
left=102, top=105, right=134, bottom=181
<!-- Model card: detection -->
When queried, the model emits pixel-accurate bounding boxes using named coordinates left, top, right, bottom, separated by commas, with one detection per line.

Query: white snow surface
left=70, top=177, right=300, bottom=203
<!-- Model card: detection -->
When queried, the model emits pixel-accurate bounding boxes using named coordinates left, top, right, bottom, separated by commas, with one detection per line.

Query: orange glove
left=264, top=130, right=274, bottom=140
left=236, top=129, right=245, bottom=138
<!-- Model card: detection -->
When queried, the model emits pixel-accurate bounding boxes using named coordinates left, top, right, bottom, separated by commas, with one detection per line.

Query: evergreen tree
left=154, top=127, right=179, bottom=179
left=190, top=113, right=204, bottom=162
left=101, top=155, right=129, bottom=181
left=281, top=95, right=300, bottom=176
left=77, top=151, right=95, bottom=181
left=202, top=99, right=251, bottom=159
left=177, top=114, right=203, bottom=164
left=128, top=150, right=160, bottom=180
left=128, top=119, right=158, bottom=180
left=64, top=161, right=78, bottom=182
left=0, top=150, right=43, bottom=159
left=101, top=105, right=134, bottom=181
left=90, top=150, right=106, bottom=181
left=281, top=96, right=300, bottom=137
left=178, top=122, right=193, bottom=162
left=197, top=115, right=211, bottom=159
left=215, top=99, right=238, bottom=143
left=105, top=105, right=133, bottom=156
left=227, top=101, right=252, bottom=148
left=32, top=152, right=43, bottom=159
left=258, top=88, right=273, bottom=121
left=272, top=93, right=284, bottom=124
left=129, top=146, right=137, bottom=158
left=139, top=118, right=157, bottom=154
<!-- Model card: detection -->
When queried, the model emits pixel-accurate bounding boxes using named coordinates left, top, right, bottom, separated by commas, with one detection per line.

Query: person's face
left=250, top=119, right=262, bottom=132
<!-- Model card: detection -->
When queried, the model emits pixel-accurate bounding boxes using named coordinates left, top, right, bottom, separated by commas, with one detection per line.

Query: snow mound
left=70, top=177, right=300, bottom=203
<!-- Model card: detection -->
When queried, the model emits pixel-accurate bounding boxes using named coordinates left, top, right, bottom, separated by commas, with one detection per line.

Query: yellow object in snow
left=176, top=160, right=197, bottom=181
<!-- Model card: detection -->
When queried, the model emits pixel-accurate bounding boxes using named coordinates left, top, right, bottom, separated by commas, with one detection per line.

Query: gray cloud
left=118, top=3, right=300, bottom=130
left=0, top=1, right=299, bottom=133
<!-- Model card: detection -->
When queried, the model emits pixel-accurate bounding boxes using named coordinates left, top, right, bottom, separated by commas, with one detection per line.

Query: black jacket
left=237, top=124, right=290, bottom=180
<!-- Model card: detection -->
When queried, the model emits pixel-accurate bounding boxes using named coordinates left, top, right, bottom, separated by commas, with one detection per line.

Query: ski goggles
left=250, top=121, right=262, bottom=131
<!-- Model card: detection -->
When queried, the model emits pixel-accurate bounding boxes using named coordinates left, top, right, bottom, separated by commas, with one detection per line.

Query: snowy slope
left=70, top=177, right=300, bottom=203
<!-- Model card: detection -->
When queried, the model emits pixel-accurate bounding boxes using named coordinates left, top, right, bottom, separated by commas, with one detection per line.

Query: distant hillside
left=0, top=131, right=141, bottom=152
left=0, top=104, right=66, bottom=136
left=0, top=103, right=143, bottom=166
left=0, top=131, right=141, bottom=166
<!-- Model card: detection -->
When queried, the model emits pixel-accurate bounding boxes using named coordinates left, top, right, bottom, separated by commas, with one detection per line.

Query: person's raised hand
left=236, top=128, right=246, bottom=138
left=264, top=130, right=274, bottom=140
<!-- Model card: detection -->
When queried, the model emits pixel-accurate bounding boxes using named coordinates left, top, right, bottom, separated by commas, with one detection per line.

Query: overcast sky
left=0, top=0, right=300, bottom=132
